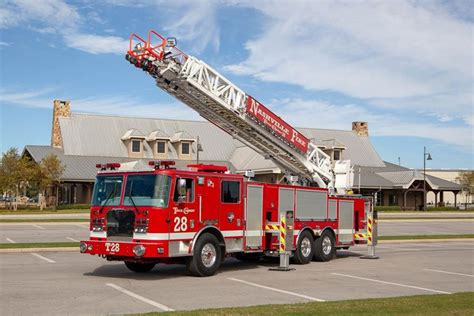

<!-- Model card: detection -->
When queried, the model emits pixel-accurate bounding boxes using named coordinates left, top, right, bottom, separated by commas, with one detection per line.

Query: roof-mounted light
left=95, top=163, right=121, bottom=171
left=149, top=160, right=176, bottom=170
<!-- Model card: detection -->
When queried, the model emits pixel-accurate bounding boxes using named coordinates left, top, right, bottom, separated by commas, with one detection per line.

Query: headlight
left=133, top=245, right=146, bottom=257
left=80, top=242, right=88, bottom=253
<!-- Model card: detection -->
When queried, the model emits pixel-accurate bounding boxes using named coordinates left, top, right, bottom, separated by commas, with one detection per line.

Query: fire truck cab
left=80, top=161, right=369, bottom=277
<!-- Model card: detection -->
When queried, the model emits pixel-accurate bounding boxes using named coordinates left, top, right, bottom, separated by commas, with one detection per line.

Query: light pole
left=423, top=146, right=432, bottom=212
left=196, top=136, right=203, bottom=164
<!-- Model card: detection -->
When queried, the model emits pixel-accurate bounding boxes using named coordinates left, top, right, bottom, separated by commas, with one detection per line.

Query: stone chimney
left=352, top=121, right=368, bottom=137
left=51, top=100, right=71, bottom=148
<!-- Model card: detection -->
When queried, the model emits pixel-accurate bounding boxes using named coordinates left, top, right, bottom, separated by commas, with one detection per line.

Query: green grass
left=0, top=242, right=78, bottom=249
left=134, top=292, right=473, bottom=316
left=0, top=218, right=88, bottom=223
left=379, top=234, right=474, bottom=240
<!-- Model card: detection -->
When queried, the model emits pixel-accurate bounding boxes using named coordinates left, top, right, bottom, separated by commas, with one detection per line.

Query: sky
left=0, top=0, right=473, bottom=169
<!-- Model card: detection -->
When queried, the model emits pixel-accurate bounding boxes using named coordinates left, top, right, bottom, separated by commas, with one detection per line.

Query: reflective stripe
left=134, top=233, right=168, bottom=240
left=222, top=230, right=244, bottom=237
left=90, top=231, right=107, bottom=238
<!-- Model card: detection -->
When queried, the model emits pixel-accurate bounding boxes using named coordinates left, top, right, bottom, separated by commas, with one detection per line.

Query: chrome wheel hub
left=301, top=237, right=312, bottom=257
left=201, top=243, right=217, bottom=268
left=322, top=236, right=332, bottom=255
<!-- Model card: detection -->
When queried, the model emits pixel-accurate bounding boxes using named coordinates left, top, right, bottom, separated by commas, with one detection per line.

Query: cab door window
left=221, top=181, right=240, bottom=203
left=173, top=178, right=194, bottom=203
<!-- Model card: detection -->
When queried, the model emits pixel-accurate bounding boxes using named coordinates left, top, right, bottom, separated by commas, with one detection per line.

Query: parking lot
left=1, top=240, right=473, bottom=315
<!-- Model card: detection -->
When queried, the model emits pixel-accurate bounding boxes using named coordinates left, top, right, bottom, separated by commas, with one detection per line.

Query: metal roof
left=300, top=128, right=385, bottom=167
left=58, top=113, right=385, bottom=168
left=24, top=145, right=234, bottom=182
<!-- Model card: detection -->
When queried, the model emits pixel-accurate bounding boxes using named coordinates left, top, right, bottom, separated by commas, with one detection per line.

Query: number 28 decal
left=105, top=242, right=120, bottom=252
left=173, top=216, right=188, bottom=231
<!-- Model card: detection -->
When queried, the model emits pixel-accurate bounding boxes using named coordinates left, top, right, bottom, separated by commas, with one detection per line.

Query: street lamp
left=423, top=146, right=432, bottom=211
left=196, top=136, right=203, bottom=164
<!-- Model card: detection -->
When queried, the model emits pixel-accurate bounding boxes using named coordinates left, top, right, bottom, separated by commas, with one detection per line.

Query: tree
left=456, top=171, right=474, bottom=209
left=0, top=148, right=38, bottom=210
left=36, top=154, right=65, bottom=210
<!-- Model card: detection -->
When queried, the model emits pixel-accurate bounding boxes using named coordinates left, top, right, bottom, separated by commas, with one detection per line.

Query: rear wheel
left=293, top=230, right=314, bottom=264
left=187, top=233, right=222, bottom=277
left=124, top=262, right=155, bottom=273
left=313, top=230, right=335, bottom=262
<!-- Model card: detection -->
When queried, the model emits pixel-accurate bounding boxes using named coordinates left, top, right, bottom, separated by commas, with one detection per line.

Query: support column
left=453, top=191, right=459, bottom=208
left=434, top=190, right=438, bottom=207
left=440, top=191, right=444, bottom=206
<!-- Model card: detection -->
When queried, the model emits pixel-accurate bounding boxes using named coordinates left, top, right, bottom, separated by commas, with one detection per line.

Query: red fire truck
left=80, top=30, right=372, bottom=276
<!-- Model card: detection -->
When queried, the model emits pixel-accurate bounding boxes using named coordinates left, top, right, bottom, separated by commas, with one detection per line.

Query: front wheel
left=124, top=262, right=156, bottom=273
left=313, top=230, right=335, bottom=262
left=187, top=233, right=222, bottom=277
left=293, top=231, right=314, bottom=264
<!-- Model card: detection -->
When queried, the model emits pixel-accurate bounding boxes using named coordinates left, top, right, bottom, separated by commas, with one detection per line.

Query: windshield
left=91, top=175, right=123, bottom=206
left=123, top=174, right=171, bottom=207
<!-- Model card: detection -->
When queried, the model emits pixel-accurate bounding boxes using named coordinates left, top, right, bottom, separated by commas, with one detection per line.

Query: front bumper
left=80, top=240, right=168, bottom=258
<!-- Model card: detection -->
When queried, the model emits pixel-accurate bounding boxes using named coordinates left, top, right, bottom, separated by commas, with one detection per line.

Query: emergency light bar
left=187, top=164, right=228, bottom=173
left=95, top=163, right=121, bottom=171
left=149, top=160, right=176, bottom=169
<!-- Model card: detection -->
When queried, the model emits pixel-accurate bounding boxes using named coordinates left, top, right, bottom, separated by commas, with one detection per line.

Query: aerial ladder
left=125, top=30, right=353, bottom=193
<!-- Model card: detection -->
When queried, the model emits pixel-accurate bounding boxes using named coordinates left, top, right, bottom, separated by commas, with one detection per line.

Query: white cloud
left=0, top=41, right=10, bottom=47
left=0, top=0, right=128, bottom=55
left=227, top=0, right=474, bottom=126
left=63, top=33, right=128, bottom=55
left=0, top=88, right=202, bottom=121
left=163, top=0, right=220, bottom=53
left=270, top=98, right=473, bottom=149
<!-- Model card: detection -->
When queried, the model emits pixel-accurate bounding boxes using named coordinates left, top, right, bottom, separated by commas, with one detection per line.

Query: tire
left=187, top=233, right=222, bottom=277
left=124, top=262, right=155, bottom=273
left=292, top=230, right=314, bottom=264
left=313, top=230, right=336, bottom=262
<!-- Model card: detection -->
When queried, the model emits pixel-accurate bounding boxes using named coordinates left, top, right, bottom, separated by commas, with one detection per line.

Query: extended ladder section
left=125, top=30, right=353, bottom=192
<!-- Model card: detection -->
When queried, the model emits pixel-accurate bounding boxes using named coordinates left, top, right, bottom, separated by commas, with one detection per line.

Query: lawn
left=134, top=292, right=474, bottom=316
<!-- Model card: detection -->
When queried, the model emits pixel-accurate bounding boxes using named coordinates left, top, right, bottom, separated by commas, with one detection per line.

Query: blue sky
left=0, top=0, right=472, bottom=169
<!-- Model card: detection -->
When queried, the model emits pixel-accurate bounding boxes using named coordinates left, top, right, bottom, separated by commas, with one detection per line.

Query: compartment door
left=245, top=185, right=263, bottom=248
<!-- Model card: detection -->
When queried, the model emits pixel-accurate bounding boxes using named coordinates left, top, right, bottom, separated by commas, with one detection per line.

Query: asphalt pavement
left=0, top=241, right=473, bottom=315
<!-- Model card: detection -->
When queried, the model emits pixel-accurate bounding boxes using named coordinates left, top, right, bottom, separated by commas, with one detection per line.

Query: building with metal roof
left=22, top=100, right=463, bottom=208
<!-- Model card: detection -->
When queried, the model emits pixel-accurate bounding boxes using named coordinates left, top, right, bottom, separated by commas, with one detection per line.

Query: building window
left=131, top=140, right=141, bottom=153
left=221, top=181, right=240, bottom=203
left=157, top=141, right=166, bottom=154
left=334, top=150, right=341, bottom=161
left=181, top=142, right=190, bottom=155
left=389, top=194, right=398, bottom=206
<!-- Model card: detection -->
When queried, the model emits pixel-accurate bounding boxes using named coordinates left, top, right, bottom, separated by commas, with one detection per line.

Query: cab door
left=169, top=176, right=199, bottom=240
left=218, top=178, right=244, bottom=234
